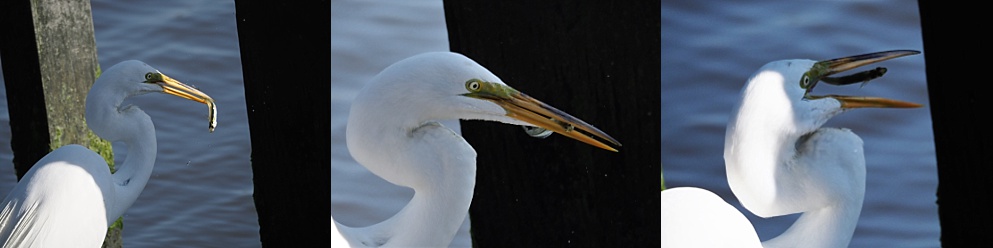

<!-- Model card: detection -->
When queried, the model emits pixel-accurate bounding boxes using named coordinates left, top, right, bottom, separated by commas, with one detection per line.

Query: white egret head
left=86, top=60, right=217, bottom=142
left=341, top=52, right=621, bottom=247
left=349, top=52, right=620, bottom=152
left=726, top=50, right=922, bottom=218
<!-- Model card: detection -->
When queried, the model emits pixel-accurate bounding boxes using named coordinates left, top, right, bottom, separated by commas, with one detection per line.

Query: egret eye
left=145, top=72, right=154, bottom=80
left=799, top=73, right=811, bottom=89
left=465, top=79, right=482, bottom=92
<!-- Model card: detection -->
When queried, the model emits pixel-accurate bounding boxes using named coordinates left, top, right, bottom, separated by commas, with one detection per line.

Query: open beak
left=806, top=50, right=923, bottom=109
left=812, top=94, right=922, bottom=109
left=465, top=81, right=621, bottom=152
left=154, top=73, right=218, bottom=132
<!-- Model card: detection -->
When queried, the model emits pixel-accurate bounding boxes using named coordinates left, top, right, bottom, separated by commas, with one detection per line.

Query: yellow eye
left=799, top=73, right=811, bottom=89
left=465, top=79, right=482, bottom=92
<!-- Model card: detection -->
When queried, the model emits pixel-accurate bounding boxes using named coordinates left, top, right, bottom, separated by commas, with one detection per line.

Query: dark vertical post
left=0, top=0, right=99, bottom=179
left=235, top=0, right=331, bottom=246
left=0, top=0, right=50, bottom=180
left=919, top=1, right=993, bottom=245
left=0, top=0, right=121, bottom=247
left=445, top=1, right=660, bottom=246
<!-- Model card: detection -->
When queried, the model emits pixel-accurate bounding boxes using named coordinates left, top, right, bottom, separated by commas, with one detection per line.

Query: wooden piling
left=0, top=0, right=101, bottom=179
left=234, top=0, right=331, bottom=246
left=445, top=1, right=660, bottom=246
left=0, top=0, right=121, bottom=247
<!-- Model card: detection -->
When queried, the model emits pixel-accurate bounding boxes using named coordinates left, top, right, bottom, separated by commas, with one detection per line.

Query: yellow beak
left=152, top=73, right=218, bottom=132
left=464, top=80, right=621, bottom=152
left=807, top=50, right=923, bottom=109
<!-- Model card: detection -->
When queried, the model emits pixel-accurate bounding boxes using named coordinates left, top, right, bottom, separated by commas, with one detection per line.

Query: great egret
left=659, top=50, right=921, bottom=247
left=0, top=60, right=217, bottom=247
left=335, top=52, right=620, bottom=247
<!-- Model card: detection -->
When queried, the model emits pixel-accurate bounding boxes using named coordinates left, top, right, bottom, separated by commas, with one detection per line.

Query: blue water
left=662, top=2, right=937, bottom=247
left=0, top=1, right=259, bottom=247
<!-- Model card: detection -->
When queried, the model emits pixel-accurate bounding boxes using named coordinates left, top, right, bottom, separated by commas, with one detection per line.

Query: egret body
left=660, top=50, right=921, bottom=247
left=0, top=60, right=216, bottom=247
left=336, top=52, right=620, bottom=247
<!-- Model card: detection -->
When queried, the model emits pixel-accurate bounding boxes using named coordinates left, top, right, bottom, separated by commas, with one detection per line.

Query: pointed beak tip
left=490, top=89, right=620, bottom=152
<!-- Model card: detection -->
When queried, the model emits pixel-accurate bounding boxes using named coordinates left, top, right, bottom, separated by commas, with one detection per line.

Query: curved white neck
left=724, top=60, right=870, bottom=247
left=762, top=198, right=863, bottom=248
left=343, top=104, right=476, bottom=247
left=87, top=90, right=158, bottom=224
left=725, top=121, right=807, bottom=217
left=361, top=156, right=474, bottom=247
left=106, top=116, right=156, bottom=222
left=727, top=127, right=865, bottom=247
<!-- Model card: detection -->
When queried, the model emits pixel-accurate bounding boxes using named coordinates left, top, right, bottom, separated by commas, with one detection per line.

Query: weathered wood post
left=445, top=1, right=660, bottom=246
left=918, top=1, right=993, bottom=245
left=234, top=0, right=331, bottom=246
left=0, top=0, right=122, bottom=247
left=0, top=0, right=101, bottom=178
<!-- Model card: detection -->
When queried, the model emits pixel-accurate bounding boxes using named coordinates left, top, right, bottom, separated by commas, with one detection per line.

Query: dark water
left=0, top=1, right=259, bottom=247
left=662, top=1, right=937, bottom=247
